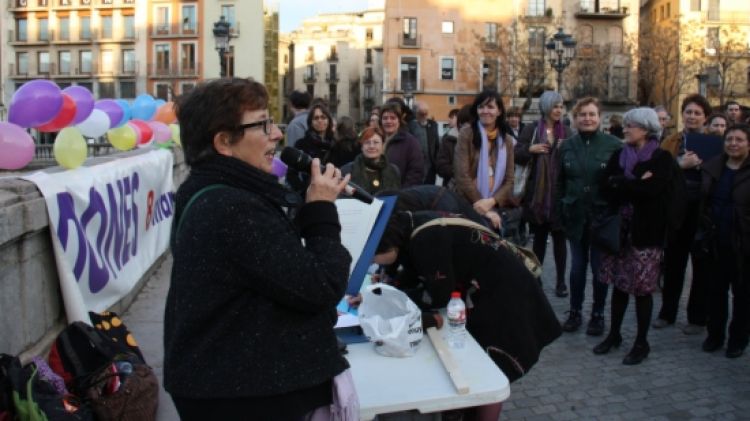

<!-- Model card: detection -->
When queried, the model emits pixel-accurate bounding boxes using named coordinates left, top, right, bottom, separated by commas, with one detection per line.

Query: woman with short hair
left=379, top=101, right=425, bottom=187
left=594, top=107, right=673, bottom=365
left=341, top=126, right=400, bottom=195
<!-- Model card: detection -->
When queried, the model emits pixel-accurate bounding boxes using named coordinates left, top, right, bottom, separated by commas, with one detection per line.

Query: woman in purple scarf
left=594, top=108, right=675, bottom=365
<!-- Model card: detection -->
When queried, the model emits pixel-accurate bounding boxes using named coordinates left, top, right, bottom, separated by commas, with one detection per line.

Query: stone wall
left=0, top=148, right=188, bottom=360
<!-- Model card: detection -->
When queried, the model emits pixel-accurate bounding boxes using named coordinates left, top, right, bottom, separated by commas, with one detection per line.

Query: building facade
left=287, top=7, right=385, bottom=121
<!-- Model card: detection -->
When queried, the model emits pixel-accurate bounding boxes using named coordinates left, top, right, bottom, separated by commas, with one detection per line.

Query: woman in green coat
left=556, top=97, right=622, bottom=336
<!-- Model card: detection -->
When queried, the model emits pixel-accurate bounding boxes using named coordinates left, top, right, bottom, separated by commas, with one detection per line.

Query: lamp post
left=213, top=16, right=231, bottom=78
left=545, top=27, right=577, bottom=94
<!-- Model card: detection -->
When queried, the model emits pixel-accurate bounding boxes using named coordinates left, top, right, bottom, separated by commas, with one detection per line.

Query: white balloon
left=76, top=109, right=109, bottom=138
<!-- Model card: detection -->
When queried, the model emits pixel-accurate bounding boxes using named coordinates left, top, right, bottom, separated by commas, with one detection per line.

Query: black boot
left=623, top=342, right=650, bottom=365
left=593, top=333, right=623, bottom=355
left=586, top=313, right=605, bottom=336
left=561, top=310, right=582, bottom=332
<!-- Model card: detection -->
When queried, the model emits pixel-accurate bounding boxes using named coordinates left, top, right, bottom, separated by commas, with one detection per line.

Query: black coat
left=405, top=220, right=561, bottom=382
left=600, top=148, right=673, bottom=247
left=164, top=155, right=350, bottom=400
left=701, top=154, right=750, bottom=257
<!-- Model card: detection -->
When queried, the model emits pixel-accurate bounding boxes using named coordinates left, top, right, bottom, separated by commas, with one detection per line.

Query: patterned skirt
left=599, top=205, right=663, bottom=296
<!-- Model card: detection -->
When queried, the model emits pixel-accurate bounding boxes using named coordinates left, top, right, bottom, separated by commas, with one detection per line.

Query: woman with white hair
left=593, top=107, right=674, bottom=365
left=516, top=91, right=574, bottom=297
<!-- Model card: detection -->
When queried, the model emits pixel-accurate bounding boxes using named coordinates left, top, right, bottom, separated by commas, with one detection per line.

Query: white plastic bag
left=358, top=284, right=423, bottom=357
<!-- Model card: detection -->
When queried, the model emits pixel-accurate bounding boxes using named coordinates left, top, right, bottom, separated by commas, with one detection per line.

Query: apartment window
left=101, top=50, right=113, bottom=74
left=528, top=27, right=546, bottom=55
left=707, top=0, right=719, bottom=21
left=182, top=5, right=196, bottom=33
left=364, top=67, right=374, bottom=83
left=705, top=66, right=720, bottom=88
left=59, top=51, right=71, bottom=74
left=366, top=48, right=372, bottom=64
left=600, top=0, right=619, bottom=11
left=80, top=16, right=91, bottom=40
left=706, top=27, right=719, bottom=53
left=16, top=18, right=27, bottom=42
left=660, top=5, right=664, bottom=20
left=101, top=15, right=113, bottom=39
left=482, top=59, right=499, bottom=90
left=59, top=16, right=70, bottom=40
left=440, top=57, right=455, bottom=80
left=123, top=14, right=135, bottom=39
left=442, top=21, right=454, bottom=34
left=60, top=0, right=70, bottom=5
left=666, top=2, right=671, bottom=17
left=38, top=0, right=49, bottom=5
left=38, top=18, right=49, bottom=41
left=403, top=17, right=417, bottom=46
left=306, top=84, right=314, bottom=96
left=38, top=52, right=50, bottom=73
left=329, top=63, right=337, bottom=80
left=156, top=44, right=171, bottom=73
left=364, top=84, right=373, bottom=100
left=80, top=50, right=92, bottom=73
left=366, top=28, right=373, bottom=41
left=448, top=95, right=457, bottom=105
left=120, top=81, right=135, bottom=98
left=690, top=0, right=700, bottom=11
left=181, top=83, right=195, bottom=95
left=181, top=43, right=196, bottom=73
left=581, top=0, right=593, bottom=12
left=156, top=6, right=169, bottom=33
left=99, top=82, right=115, bottom=98
left=528, top=0, right=545, bottom=16
left=400, top=57, right=418, bottom=91
left=122, top=49, right=135, bottom=73
left=17, top=52, right=29, bottom=75
left=485, top=22, right=498, bottom=45
left=77, top=82, right=93, bottom=92
left=221, top=5, right=236, bottom=29
left=611, top=67, right=629, bottom=98
left=155, top=83, right=170, bottom=101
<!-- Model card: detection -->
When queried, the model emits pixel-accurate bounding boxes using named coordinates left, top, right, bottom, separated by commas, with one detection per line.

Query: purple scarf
left=476, top=122, right=507, bottom=199
left=619, top=136, right=659, bottom=179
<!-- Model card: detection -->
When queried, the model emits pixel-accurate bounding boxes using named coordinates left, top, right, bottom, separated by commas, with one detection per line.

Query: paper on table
left=335, top=198, right=384, bottom=278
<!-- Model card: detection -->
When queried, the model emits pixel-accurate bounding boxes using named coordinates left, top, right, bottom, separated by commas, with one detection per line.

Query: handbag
left=512, top=126, right=536, bottom=199
left=591, top=211, right=621, bottom=254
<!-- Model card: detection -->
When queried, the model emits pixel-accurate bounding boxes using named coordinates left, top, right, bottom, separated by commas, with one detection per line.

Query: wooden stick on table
left=426, top=327, right=470, bottom=395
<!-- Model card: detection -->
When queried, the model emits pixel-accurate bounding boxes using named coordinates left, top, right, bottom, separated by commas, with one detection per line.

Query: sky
left=277, top=0, right=372, bottom=33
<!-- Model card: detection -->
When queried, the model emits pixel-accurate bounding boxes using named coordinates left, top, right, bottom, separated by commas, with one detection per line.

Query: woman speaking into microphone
left=164, top=78, right=356, bottom=420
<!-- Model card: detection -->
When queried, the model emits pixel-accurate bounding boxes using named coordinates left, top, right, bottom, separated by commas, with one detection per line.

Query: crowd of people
left=163, top=78, right=749, bottom=420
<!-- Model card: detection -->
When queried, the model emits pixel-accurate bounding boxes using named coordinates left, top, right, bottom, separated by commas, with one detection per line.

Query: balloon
left=147, top=121, right=172, bottom=143
left=271, top=158, right=287, bottom=178
left=169, top=124, right=181, bottom=146
left=153, top=101, right=177, bottom=124
left=131, top=94, right=157, bottom=120
left=63, top=85, right=95, bottom=124
left=8, top=80, right=63, bottom=128
left=115, top=99, right=132, bottom=127
left=107, top=125, right=137, bottom=151
left=0, top=122, right=35, bottom=170
left=129, top=119, right=153, bottom=147
left=53, top=127, right=87, bottom=169
left=94, top=99, right=124, bottom=129
left=76, top=109, right=110, bottom=138
left=37, top=94, right=77, bottom=132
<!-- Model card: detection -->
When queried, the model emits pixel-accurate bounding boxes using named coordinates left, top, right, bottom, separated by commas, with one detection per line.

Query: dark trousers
left=707, top=246, right=750, bottom=348
left=531, top=222, right=567, bottom=285
left=658, top=202, right=708, bottom=325
left=569, top=225, right=608, bottom=315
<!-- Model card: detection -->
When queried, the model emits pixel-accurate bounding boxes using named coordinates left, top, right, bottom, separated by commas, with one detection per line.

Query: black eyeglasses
left=237, top=118, right=274, bottom=135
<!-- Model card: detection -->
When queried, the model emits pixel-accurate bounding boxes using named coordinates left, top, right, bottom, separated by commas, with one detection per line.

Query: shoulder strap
left=175, top=184, right=228, bottom=238
left=411, top=217, right=499, bottom=240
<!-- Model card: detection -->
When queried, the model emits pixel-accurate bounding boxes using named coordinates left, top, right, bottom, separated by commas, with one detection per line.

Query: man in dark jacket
left=409, top=101, right=440, bottom=185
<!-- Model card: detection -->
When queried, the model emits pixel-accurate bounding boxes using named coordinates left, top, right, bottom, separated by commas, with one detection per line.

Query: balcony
left=7, top=30, right=51, bottom=46
left=363, top=73, right=374, bottom=85
left=385, top=78, right=424, bottom=93
left=327, top=52, right=339, bottom=62
left=520, top=10, right=554, bottom=23
left=326, top=94, right=341, bottom=108
left=303, top=73, right=317, bottom=84
left=7, top=62, right=124, bottom=79
left=575, top=4, right=629, bottom=19
left=482, top=37, right=499, bottom=51
left=150, top=23, right=200, bottom=38
left=147, top=63, right=201, bottom=78
left=326, top=72, right=339, bottom=83
left=399, top=34, right=421, bottom=49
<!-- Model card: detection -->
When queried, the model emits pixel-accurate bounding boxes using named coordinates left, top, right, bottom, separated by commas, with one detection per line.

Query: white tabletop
left=345, top=326, right=510, bottom=420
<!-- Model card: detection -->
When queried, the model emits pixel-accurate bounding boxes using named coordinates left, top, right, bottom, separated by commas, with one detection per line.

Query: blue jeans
left=568, top=227, right=608, bottom=315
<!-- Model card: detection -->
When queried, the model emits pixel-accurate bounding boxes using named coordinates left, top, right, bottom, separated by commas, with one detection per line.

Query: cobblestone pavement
left=503, top=245, right=750, bottom=421
left=126, top=247, right=750, bottom=421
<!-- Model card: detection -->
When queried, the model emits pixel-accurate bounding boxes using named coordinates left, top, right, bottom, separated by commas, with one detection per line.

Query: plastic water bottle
left=446, top=292, right=467, bottom=349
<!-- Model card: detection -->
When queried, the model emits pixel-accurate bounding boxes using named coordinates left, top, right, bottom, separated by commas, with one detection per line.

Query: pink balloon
left=147, top=121, right=172, bottom=143
left=0, top=122, right=35, bottom=170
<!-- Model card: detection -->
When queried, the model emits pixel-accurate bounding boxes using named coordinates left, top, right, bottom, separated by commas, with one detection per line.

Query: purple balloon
left=94, top=99, right=124, bottom=129
left=8, top=80, right=63, bottom=128
left=271, top=157, right=287, bottom=178
left=63, top=86, right=95, bottom=125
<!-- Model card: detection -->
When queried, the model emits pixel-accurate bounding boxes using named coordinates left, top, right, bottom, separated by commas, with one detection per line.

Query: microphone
left=280, top=147, right=375, bottom=204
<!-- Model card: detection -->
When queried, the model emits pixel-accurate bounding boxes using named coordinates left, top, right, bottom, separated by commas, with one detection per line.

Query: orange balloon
left=153, top=102, right=177, bottom=124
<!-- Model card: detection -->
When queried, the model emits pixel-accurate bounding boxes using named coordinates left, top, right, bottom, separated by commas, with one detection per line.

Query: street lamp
left=545, top=27, right=577, bottom=95
left=213, top=16, right=231, bottom=78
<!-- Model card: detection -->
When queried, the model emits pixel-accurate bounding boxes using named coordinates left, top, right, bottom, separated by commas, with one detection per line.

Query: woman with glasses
left=594, top=108, right=673, bottom=365
left=164, top=78, right=355, bottom=420
left=341, top=126, right=400, bottom=195
left=287, top=103, right=336, bottom=194
left=700, top=123, right=750, bottom=359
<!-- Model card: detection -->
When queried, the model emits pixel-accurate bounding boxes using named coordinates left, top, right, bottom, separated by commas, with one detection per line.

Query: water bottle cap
left=451, top=291, right=461, bottom=298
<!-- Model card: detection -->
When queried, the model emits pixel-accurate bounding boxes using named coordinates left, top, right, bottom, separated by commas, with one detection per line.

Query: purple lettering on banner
left=56, top=193, right=88, bottom=281
left=80, top=187, right=111, bottom=293
left=130, top=172, right=139, bottom=257
left=121, top=177, right=132, bottom=266
left=106, top=182, right=124, bottom=271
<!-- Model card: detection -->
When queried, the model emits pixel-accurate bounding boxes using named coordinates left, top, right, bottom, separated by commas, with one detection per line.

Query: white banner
left=23, top=149, right=175, bottom=323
